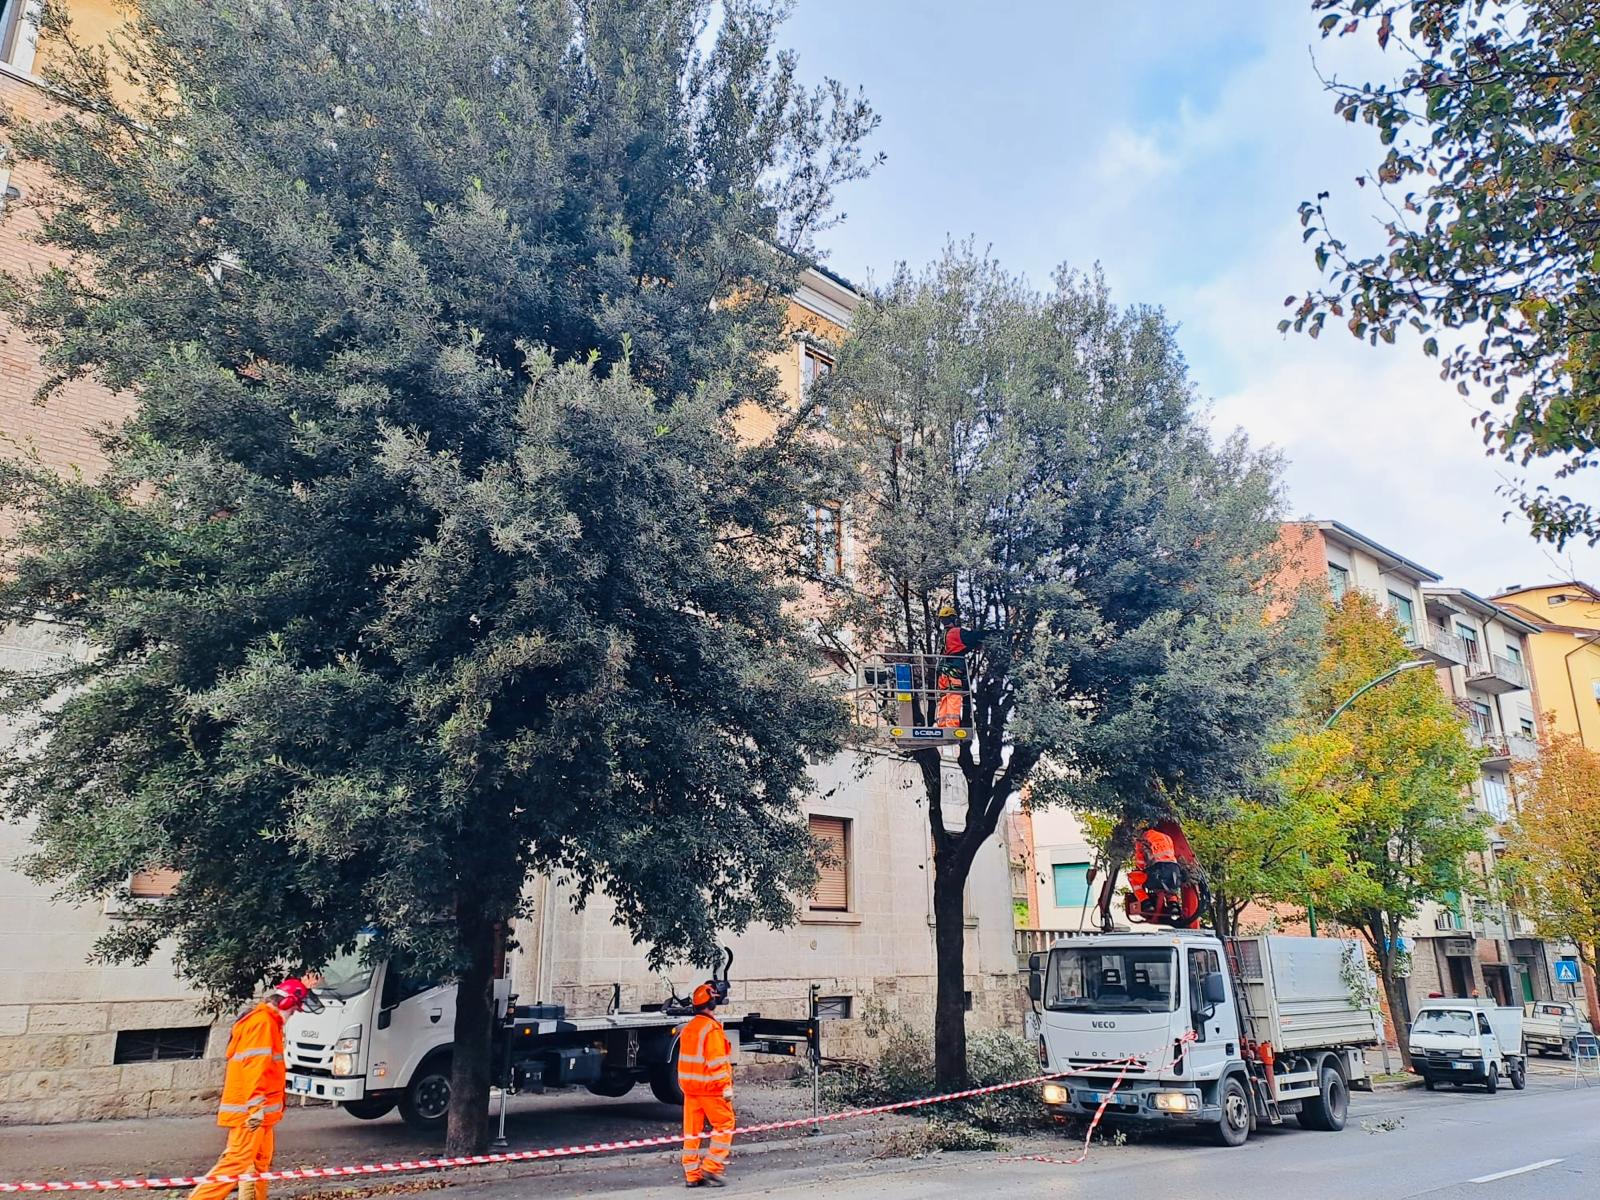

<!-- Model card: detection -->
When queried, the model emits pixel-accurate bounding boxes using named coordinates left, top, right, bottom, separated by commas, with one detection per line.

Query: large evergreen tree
left=0, top=0, right=876, bottom=1151
left=821, top=248, right=1309, bottom=1086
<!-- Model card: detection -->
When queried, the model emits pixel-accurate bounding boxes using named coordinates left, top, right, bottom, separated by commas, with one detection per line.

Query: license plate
left=1453, top=1062, right=1473, bottom=1071
left=287, top=1076, right=314, bottom=1094
left=1078, top=1091, right=1104, bottom=1104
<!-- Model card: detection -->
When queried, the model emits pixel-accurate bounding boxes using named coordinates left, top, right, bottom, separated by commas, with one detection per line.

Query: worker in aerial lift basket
left=189, top=978, right=323, bottom=1200
left=935, top=604, right=977, bottom=729
left=679, top=981, right=735, bottom=1188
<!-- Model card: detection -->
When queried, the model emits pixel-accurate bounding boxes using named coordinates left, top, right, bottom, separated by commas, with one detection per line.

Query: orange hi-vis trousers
left=682, top=1092, right=734, bottom=1182
left=189, top=1125, right=274, bottom=1200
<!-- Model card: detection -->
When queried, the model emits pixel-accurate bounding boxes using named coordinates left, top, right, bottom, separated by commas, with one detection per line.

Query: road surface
left=425, top=1067, right=1600, bottom=1199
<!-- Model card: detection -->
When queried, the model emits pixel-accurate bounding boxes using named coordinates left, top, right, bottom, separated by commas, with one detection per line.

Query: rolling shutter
left=810, top=815, right=850, bottom=911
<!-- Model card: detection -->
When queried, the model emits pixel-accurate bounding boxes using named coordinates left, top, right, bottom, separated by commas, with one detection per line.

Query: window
left=0, top=0, right=37, bottom=72
left=1188, top=948, right=1223, bottom=1040
left=1456, top=623, right=1480, bottom=666
left=1327, top=563, right=1349, bottom=600
left=801, top=346, right=833, bottom=413
left=1388, top=591, right=1417, bottom=639
left=815, top=995, right=852, bottom=1020
left=1470, top=699, right=1495, bottom=737
left=129, top=869, right=180, bottom=899
left=809, top=503, right=844, bottom=578
left=1520, top=715, right=1536, bottom=738
left=1505, top=644, right=1523, bottom=665
left=809, top=814, right=850, bottom=912
left=1043, top=947, right=1178, bottom=1013
left=1052, top=863, right=1091, bottom=909
left=1481, top=774, right=1511, bottom=822
left=113, top=1027, right=209, bottom=1064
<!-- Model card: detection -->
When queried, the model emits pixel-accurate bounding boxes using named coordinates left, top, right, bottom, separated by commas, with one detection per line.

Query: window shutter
left=810, top=815, right=849, bottom=911
left=130, top=868, right=181, bottom=898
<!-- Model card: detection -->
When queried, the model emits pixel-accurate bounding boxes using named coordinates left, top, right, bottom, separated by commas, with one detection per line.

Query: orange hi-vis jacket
left=677, top=1013, right=733, bottom=1097
left=217, top=1002, right=287, bottom=1128
left=1141, top=829, right=1178, bottom=865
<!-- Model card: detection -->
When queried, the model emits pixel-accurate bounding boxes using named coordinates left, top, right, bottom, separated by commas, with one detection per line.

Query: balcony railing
left=1466, top=652, right=1529, bottom=694
left=1467, top=728, right=1539, bottom=764
left=1014, top=928, right=1056, bottom=964
left=1411, top=626, right=1468, bottom=667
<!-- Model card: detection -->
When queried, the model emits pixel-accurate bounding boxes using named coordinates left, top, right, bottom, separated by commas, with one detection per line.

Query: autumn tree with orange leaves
left=1505, top=734, right=1600, bottom=1010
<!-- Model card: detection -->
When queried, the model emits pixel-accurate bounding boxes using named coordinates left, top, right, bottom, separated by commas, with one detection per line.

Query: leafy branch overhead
left=1293, top=0, right=1600, bottom=547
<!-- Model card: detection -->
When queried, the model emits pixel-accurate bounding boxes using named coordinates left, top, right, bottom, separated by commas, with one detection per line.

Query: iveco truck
left=1031, top=929, right=1381, bottom=1146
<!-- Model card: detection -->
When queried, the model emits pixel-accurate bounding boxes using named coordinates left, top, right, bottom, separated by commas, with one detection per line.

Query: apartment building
left=1491, top=582, right=1600, bottom=751
left=1280, top=522, right=1581, bottom=1025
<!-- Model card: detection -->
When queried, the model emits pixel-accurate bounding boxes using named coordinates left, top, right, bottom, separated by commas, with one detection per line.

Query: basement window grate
left=113, top=1026, right=210, bottom=1064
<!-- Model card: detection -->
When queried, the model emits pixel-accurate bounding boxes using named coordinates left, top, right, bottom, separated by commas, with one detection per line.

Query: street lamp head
left=1397, top=659, right=1434, bottom=672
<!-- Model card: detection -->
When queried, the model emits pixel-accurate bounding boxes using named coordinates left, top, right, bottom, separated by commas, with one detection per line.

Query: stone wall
left=0, top=999, right=225, bottom=1124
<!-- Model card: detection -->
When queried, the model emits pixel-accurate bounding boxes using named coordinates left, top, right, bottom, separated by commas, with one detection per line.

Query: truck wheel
left=1422, top=1075, right=1436, bottom=1091
left=1213, top=1076, right=1250, bottom=1147
left=1297, top=1060, right=1349, bottom=1132
left=341, top=1097, right=398, bottom=1120
left=1484, top=1064, right=1498, bottom=1094
left=399, top=1056, right=452, bottom=1133
left=649, top=1037, right=684, bottom=1106
left=587, top=1075, right=636, bottom=1098
left=1510, top=1060, right=1526, bottom=1091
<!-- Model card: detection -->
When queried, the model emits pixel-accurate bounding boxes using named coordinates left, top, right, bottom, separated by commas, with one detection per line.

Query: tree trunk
left=1376, top=951, right=1412, bottom=1068
left=445, top=914, right=498, bottom=1155
left=932, top=851, right=970, bottom=1089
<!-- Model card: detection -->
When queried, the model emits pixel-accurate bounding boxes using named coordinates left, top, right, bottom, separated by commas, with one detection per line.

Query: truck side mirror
left=1028, top=952, right=1042, bottom=973
left=377, top=1008, right=392, bottom=1031
left=1029, top=971, right=1043, bottom=1003
left=1202, top=973, right=1226, bottom=1008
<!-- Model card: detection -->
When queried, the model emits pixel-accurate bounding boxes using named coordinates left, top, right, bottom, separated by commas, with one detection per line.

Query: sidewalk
left=0, top=1082, right=919, bottom=1194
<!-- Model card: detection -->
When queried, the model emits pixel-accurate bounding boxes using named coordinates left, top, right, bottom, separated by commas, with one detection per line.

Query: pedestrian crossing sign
left=1555, top=959, right=1582, bottom=984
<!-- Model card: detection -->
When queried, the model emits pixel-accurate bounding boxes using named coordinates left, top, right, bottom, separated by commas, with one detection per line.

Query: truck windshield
left=1412, top=1009, right=1475, bottom=1037
left=313, top=940, right=378, bottom=1001
left=1044, top=947, right=1178, bottom=1013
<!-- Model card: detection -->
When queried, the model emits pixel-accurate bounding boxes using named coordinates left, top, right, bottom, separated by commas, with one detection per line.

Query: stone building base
left=0, top=1000, right=225, bottom=1125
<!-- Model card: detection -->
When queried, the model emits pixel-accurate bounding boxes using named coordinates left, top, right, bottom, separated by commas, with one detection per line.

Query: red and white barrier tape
left=0, top=1066, right=1107, bottom=1193
left=1004, top=1030, right=1199, bottom=1167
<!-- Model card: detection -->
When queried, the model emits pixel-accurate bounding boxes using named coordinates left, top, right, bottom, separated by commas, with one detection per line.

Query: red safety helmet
left=691, top=982, right=721, bottom=1011
left=273, top=977, right=325, bottom=1015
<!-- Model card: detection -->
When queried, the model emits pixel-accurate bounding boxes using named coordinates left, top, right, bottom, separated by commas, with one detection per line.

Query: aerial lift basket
left=852, top=652, right=972, bottom=750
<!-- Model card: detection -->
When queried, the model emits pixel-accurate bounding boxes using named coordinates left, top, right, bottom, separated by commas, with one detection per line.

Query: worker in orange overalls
left=679, top=982, right=734, bottom=1188
left=1139, top=826, right=1182, bottom=901
left=935, top=604, right=974, bottom=729
left=189, top=978, right=322, bottom=1200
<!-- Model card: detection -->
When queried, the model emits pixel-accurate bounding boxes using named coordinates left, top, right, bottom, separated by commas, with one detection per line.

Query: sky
left=780, top=0, right=1600, bottom=596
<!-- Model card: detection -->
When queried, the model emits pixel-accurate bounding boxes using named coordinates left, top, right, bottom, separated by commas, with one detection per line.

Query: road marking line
left=1469, top=1159, right=1563, bottom=1184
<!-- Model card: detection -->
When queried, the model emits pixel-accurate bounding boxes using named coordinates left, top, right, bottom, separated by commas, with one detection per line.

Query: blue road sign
left=1555, top=959, right=1582, bottom=985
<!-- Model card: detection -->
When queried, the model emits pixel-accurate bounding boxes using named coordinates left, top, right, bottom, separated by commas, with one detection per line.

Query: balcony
left=1466, top=652, right=1529, bottom=695
left=1469, top=727, right=1512, bottom=767
left=1410, top=625, right=1468, bottom=667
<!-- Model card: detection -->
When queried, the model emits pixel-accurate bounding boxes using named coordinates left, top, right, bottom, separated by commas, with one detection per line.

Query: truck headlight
left=1461, top=1048, right=1482, bottom=1058
left=331, top=1025, right=362, bottom=1077
left=1041, top=1084, right=1069, bottom=1106
left=1154, top=1091, right=1199, bottom=1113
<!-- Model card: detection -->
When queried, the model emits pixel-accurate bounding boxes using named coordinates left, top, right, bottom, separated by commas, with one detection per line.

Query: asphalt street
left=3, top=1066, right=1595, bottom=1199
left=409, top=1066, right=1600, bottom=1199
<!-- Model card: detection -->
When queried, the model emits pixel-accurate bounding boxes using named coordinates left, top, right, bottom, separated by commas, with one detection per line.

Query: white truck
left=1030, top=929, right=1381, bottom=1146
left=1522, top=999, right=1592, bottom=1058
left=284, top=946, right=815, bottom=1133
left=1409, top=998, right=1526, bottom=1092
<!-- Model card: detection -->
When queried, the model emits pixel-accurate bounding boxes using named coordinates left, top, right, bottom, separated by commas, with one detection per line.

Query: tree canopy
left=823, top=247, right=1309, bottom=1083
left=1504, top=731, right=1600, bottom=995
left=0, top=0, right=875, bottom=1150
left=1292, top=0, right=1600, bottom=548
left=1284, top=592, right=1485, bottom=1060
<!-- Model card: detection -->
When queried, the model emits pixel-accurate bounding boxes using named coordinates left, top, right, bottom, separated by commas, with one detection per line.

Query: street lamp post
left=1303, top=658, right=1436, bottom=938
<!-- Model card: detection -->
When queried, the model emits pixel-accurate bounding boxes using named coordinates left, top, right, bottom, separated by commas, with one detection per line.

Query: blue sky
left=781, top=0, right=1599, bottom=594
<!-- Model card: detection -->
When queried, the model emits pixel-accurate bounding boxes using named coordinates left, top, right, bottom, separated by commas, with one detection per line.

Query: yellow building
left=1490, top=583, right=1600, bottom=749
